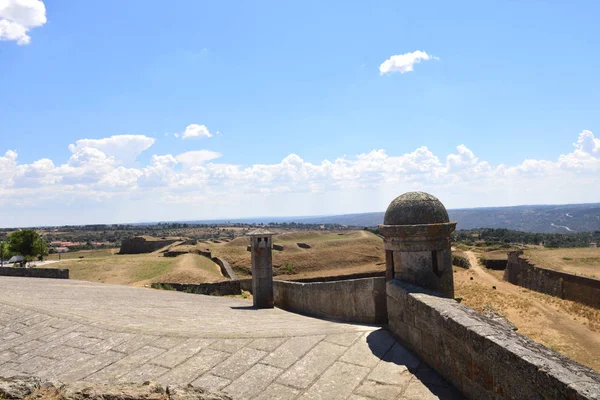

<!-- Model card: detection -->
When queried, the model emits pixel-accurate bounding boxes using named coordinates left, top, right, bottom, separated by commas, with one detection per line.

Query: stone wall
left=212, top=257, right=238, bottom=281
left=506, top=251, right=600, bottom=308
left=119, top=237, right=180, bottom=254
left=151, top=281, right=241, bottom=296
left=0, top=266, right=69, bottom=279
left=273, top=277, right=387, bottom=324
left=387, top=279, right=600, bottom=400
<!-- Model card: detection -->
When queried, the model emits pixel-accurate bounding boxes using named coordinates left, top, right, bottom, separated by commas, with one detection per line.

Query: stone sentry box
left=379, top=192, right=456, bottom=298
left=248, top=228, right=275, bottom=309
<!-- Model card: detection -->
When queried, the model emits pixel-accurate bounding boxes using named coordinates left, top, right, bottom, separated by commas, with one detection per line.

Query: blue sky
left=1, top=0, right=599, bottom=227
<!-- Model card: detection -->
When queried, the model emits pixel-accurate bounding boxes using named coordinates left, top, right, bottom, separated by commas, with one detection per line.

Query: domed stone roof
left=383, top=192, right=450, bottom=226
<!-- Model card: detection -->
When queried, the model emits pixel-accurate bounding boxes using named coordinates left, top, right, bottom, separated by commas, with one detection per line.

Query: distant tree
left=7, top=230, right=48, bottom=262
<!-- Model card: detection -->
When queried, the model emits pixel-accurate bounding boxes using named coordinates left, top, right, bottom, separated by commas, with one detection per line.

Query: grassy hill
left=198, top=230, right=385, bottom=279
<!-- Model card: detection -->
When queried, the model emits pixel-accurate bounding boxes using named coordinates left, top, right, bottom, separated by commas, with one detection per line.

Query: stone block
left=211, top=347, right=267, bottom=380
left=160, top=349, right=230, bottom=386
left=222, top=363, right=282, bottom=399
left=261, top=335, right=324, bottom=369
left=301, top=361, right=370, bottom=400
left=277, top=341, right=346, bottom=389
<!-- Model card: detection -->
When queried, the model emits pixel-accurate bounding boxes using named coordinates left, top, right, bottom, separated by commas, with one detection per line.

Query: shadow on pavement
left=366, top=329, right=465, bottom=399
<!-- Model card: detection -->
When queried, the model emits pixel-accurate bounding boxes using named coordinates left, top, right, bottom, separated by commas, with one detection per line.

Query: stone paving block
left=211, top=347, right=267, bottom=380
left=37, top=350, right=96, bottom=381
left=340, top=330, right=396, bottom=368
left=247, top=337, right=288, bottom=352
left=353, top=380, right=404, bottom=400
left=222, top=363, right=283, bottom=400
left=300, top=361, right=370, bottom=400
left=0, top=362, right=21, bottom=377
left=39, top=326, right=81, bottom=344
left=159, top=349, right=230, bottom=386
left=253, top=383, right=300, bottom=400
left=86, top=345, right=165, bottom=382
left=17, top=355, right=55, bottom=374
left=68, top=335, right=103, bottom=349
left=2, top=331, right=21, bottom=341
left=0, top=326, right=57, bottom=351
left=151, top=338, right=214, bottom=368
left=118, top=363, right=170, bottom=383
left=0, top=350, right=17, bottom=364
left=84, top=332, right=133, bottom=355
left=209, top=338, right=252, bottom=353
left=261, top=335, right=325, bottom=369
left=348, top=395, right=371, bottom=400
left=277, top=341, right=347, bottom=390
left=151, top=336, right=186, bottom=350
left=56, top=350, right=125, bottom=382
left=324, top=332, right=363, bottom=347
left=192, top=374, right=231, bottom=392
left=12, top=340, right=45, bottom=355
left=368, top=343, right=421, bottom=385
left=112, top=335, right=159, bottom=354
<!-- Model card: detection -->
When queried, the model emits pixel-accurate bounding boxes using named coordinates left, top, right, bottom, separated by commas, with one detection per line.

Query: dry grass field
left=454, top=251, right=600, bottom=372
left=49, top=252, right=223, bottom=286
left=198, top=230, right=385, bottom=279
left=46, top=248, right=120, bottom=261
left=523, top=248, right=600, bottom=278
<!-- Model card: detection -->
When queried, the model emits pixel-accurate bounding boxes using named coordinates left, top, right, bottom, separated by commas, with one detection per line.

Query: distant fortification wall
left=119, top=237, right=180, bottom=254
left=0, top=267, right=69, bottom=279
left=387, top=279, right=600, bottom=400
left=506, top=251, right=600, bottom=308
left=273, top=277, right=387, bottom=324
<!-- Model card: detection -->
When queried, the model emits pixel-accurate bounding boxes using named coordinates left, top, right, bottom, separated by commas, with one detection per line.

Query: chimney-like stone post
left=248, top=229, right=275, bottom=309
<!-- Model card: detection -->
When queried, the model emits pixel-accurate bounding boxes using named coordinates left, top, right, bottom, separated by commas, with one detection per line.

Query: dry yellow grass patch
left=47, top=252, right=223, bottom=286
left=524, top=248, right=600, bottom=278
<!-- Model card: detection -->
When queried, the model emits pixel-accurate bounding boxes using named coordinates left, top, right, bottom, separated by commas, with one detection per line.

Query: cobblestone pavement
left=0, top=277, right=463, bottom=400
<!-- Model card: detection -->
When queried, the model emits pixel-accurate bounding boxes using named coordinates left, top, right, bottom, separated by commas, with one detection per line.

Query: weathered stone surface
left=382, top=192, right=449, bottom=226
left=277, top=342, right=346, bottom=389
left=261, top=335, right=325, bottom=369
left=301, top=361, right=370, bottom=400
left=253, top=383, right=299, bottom=400
left=340, top=330, right=396, bottom=368
left=0, top=376, right=40, bottom=399
left=159, top=350, right=230, bottom=386
left=354, top=380, right=404, bottom=400
left=222, top=363, right=282, bottom=399
left=210, top=348, right=267, bottom=380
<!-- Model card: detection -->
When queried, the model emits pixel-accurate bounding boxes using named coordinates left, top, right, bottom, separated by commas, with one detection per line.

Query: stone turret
left=248, top=229, right=275, bottom=309
left=379, top=192, right=456, bottom=298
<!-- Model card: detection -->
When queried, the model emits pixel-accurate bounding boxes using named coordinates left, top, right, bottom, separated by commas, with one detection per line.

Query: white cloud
left=68, top=135, right=155, bottom=163
left=182, top=124, right=213, bottom=139
left=1, top=130, right=599, bottom=226
left=379, top=50, right=438, bottom=75
left=0, top=0, right=46, bottom=45
left=175, top=150, right=221, bottom=167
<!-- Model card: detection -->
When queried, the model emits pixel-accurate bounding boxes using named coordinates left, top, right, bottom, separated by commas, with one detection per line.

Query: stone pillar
left=248, top=229, right=274, bottom=309
left=379, top=192, right=456, bottom=298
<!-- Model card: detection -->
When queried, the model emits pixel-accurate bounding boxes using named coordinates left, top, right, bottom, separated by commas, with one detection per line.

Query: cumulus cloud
left=379, top=50, right=438, bottom=75
left=0, top=0, right=46, bottom=45
left=175, top=150, right=221, bottom=168
left=182, top=124, right=213, bottom=139
left=68, top=135, right=155, bottom=163
left=0, top=130, right=599, bottom=225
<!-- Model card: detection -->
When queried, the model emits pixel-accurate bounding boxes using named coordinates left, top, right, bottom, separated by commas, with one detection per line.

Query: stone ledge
left=0, top=267, right=69, bottom=279
left=0, top=377, right=231, bottom=400
left=387, top=280, right=600, bottom=400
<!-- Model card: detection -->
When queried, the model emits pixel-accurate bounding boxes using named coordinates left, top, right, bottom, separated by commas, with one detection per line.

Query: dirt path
left=461, top=251, right=600, bottom=371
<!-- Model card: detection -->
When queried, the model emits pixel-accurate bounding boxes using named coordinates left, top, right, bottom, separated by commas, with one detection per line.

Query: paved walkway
left=0, top=277, right=462, bottom=400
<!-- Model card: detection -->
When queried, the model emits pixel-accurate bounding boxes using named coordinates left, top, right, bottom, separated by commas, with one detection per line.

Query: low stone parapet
left=387, top=279, right=600, bottom=399
left=151, top=281, right=241, bottom=296
left=0, top=266, right=69, bottom=279
left=273, top=277, right=387, bottom=324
